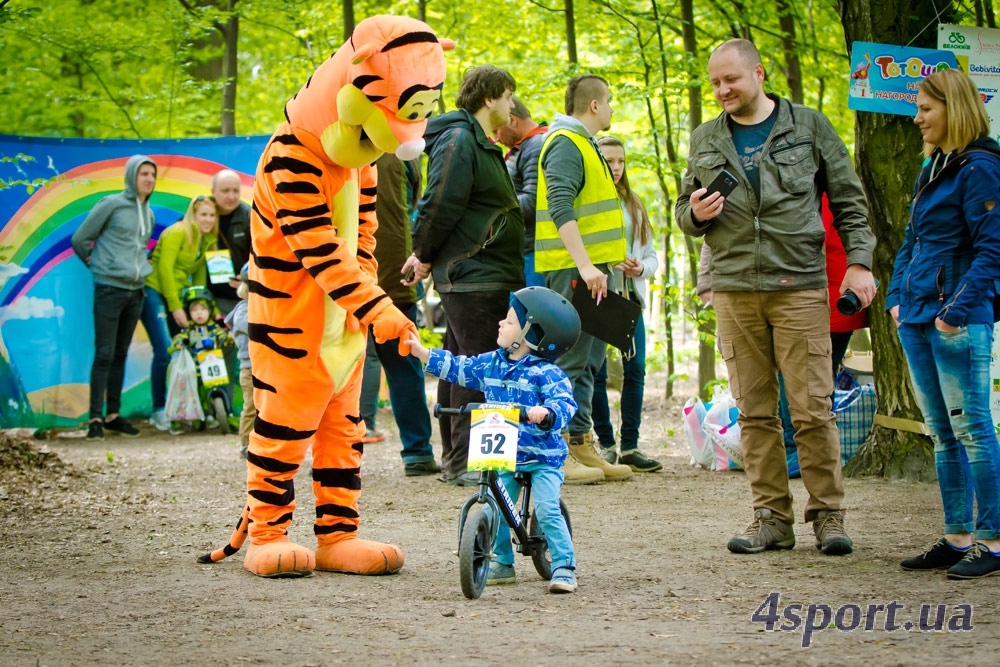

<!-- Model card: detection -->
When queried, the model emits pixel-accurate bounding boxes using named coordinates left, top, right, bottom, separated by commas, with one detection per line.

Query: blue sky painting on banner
left=0, top=135, right=268, bottom=428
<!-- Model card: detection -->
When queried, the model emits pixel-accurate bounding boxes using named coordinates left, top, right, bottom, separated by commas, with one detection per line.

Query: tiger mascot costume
left=198, top=16, right=453, bottom=578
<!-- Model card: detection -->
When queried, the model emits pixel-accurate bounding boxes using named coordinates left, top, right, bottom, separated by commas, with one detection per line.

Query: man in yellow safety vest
left=535, top=74, right=633, bottom=484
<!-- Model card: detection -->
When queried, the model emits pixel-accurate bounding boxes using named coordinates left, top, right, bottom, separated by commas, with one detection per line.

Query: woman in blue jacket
left=887, top=68, right=1000, bottom=579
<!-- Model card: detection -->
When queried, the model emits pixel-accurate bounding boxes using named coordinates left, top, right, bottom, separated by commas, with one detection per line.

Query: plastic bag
left=682, top=396, right=714, bottom=469
left=701, top=385, right=743, bottom=470
left=165, top=348, right=205, bottom=422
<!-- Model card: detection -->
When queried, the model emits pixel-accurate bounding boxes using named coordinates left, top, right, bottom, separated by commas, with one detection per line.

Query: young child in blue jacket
left=406, top=286, right=581, bottom=593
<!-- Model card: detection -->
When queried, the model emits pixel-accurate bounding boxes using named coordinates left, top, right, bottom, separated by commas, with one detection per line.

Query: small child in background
left=224, top=263, right=255, bottom=459
left=406, top=286, right=582, bottom=594
left=169, top=286, right=231, bottom=433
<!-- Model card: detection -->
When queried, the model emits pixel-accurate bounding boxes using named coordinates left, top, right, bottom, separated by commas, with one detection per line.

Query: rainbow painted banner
left=0, top=134, right=269, bottom=429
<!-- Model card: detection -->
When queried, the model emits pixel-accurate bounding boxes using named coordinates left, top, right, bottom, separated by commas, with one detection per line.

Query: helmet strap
left=508, top=323, right=537, bottom=355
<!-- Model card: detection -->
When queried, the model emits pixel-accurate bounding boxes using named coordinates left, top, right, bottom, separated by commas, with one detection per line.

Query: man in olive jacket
left=403, top=65, right=525, bottom=485
left=676, top=39, right=876, bottom=557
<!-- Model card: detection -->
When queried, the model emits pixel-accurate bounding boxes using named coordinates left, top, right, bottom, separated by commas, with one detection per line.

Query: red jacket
left=823, top=196, right=869, bottom=333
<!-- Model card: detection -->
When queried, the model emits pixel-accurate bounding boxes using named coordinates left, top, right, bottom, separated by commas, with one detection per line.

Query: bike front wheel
left=212, top=396, right=229, bottom=435
left=458, top=505, right=491, bottom=599
left=529, top=499, right=572, bottom=580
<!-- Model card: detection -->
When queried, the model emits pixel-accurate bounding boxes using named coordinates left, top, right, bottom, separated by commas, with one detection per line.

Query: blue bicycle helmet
left=508, top=287, right=581, bottom=361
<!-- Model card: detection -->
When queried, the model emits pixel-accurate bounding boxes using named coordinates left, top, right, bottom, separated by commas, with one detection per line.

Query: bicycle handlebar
left=434, top=402, right=556, bottom=431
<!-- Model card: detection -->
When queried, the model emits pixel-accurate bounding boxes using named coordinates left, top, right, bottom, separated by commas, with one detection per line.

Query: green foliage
left=418, top=326, right=442, bottom=350
left=704, top=377, right=728, bottom=397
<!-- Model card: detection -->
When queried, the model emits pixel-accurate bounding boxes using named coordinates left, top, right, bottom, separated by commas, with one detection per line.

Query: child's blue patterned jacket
left=425, top=347, right=577, bottom=467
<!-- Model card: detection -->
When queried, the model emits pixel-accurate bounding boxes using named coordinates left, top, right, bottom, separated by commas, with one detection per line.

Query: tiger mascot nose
left=395, top=138, right=425, bottom=161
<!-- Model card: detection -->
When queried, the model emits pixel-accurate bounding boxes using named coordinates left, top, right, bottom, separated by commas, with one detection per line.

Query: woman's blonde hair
left=596, top=136, right=652, bottom=247
left=917, top=68, right=990, bottom=157
left=177, top=195, right=220, bottom=252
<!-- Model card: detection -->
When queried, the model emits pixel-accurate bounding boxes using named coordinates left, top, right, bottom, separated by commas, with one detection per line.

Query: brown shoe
left=562, top=448, right=604, bottom=484
left=569, top=432, right=632, bottom=481
left=727, top=509, right=796, bottom=554
left=812, top=510, right=854, bottom=555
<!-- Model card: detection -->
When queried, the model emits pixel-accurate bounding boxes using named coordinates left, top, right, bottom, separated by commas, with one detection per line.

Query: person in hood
left=402, top=64, right=525, bottom=486
left=888, top=68, right=1000, bottom=580
left=72, top=154, right=157, bottom=441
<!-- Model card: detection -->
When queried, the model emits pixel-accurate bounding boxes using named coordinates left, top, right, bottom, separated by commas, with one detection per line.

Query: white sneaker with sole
left=548, top=567, right=577, bottom=594
left=149, top=409, right=170, bottom=431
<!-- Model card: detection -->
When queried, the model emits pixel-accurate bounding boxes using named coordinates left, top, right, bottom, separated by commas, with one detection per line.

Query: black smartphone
left=705, top=169, right=739, bottom=199
left=403, top=266, right=416, bottom=282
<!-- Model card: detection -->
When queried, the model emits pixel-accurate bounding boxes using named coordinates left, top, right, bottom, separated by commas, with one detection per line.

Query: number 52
left=480, top=433, right=506, bottom=455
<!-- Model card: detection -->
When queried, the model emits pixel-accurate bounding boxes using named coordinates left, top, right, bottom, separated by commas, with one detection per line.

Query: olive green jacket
left=676, top=95, right=873, bottom=292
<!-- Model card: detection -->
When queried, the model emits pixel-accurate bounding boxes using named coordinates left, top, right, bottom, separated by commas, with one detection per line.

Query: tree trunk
left=219, top=1, right=238, bottom=136
left=681, top=0, right=714, bottom=399
left=777, top=0, right=803, bottom=104
left=564, top=0, right=577, bottom=65
left=838, top=0, right=955, bottom=480
left=343, top=0, right=355, bottom=42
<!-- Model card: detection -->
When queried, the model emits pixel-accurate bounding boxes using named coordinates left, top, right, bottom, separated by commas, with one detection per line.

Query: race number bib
left=467, top=404, right=519, bottom=472
left=196, top=349, right=229, bottom=388
left=205, top=249, right=233, bottom=285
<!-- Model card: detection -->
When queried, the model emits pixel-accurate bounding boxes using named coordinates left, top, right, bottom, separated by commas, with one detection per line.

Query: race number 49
left=467, top=405, right=519, bottom=471
left=197, top=350, right=229, bottom=388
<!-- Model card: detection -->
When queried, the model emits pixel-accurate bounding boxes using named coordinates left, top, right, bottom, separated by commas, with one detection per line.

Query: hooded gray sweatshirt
left=71, top=154, right=156, bottom=290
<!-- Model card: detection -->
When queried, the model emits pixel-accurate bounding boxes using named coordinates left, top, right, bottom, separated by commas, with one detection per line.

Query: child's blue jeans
left=489, top=461, right=575, bottom=571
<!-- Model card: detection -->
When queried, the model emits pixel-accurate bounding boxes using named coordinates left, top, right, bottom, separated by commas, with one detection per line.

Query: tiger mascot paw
left=244, top=541, right=316, bottom=578
left=315, top=537, right=404, bottom=575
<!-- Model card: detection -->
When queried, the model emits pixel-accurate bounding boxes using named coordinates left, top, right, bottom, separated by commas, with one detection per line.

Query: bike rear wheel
left=459, top=505, right=491, bottom=599
left=212, top=396, right=229, bottom=435
left=529, top=499, right=572, bottom=580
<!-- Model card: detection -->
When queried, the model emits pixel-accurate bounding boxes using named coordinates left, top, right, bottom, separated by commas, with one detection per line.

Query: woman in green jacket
left=141, top=195, right=219, bottom=430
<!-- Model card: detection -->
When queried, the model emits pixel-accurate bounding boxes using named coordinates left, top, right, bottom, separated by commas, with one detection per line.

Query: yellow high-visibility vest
left=534, top=129, right=626, bottom=272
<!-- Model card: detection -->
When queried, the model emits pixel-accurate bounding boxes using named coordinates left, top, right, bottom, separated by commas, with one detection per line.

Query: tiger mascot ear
left=284, top=15, right=454, bottom=169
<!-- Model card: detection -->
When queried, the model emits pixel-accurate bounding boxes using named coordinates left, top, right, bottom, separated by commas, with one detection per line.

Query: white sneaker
left=149, top=410, right=170, bottom=431
left=205, top=415, right=219, bottom=430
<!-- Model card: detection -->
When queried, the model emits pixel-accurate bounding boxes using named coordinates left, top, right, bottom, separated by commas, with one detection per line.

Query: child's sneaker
left=86, top=421, right=104, bottom=441
left=548, top=567, right=577, bottom=594
left=205, top=414, right=219, bottom=430
left=103, top=416, right=140, bottom=438
left=169, top=422, right=185, bottom=436
left=487, top=562, right=516, bottom=585
left=149, top=409, right=170, bottom=431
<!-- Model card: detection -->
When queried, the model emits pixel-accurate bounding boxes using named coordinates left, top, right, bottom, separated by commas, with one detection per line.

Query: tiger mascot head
left=284, top=15, right=455, bottom=169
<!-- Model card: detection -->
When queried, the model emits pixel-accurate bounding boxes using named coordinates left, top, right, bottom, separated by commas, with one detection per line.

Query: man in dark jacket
left=209, top=169, right=251, bottom=316
left=496, top=96, right=548, bottom=287
left=402, top=64, right=525, bottom=485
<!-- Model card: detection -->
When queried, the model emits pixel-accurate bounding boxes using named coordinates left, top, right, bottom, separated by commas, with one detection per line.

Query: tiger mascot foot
left=244, top=541, right=316, bottom=578
left=315, top=538, right=404, bottom=575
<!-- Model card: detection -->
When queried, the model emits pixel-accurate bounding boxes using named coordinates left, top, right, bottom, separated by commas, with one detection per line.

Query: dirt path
left=1, top=386, right=997, bottom=666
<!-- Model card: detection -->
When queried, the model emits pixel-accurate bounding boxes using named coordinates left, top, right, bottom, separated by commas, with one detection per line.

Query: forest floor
left=1, top=366, right=997, bottom=667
